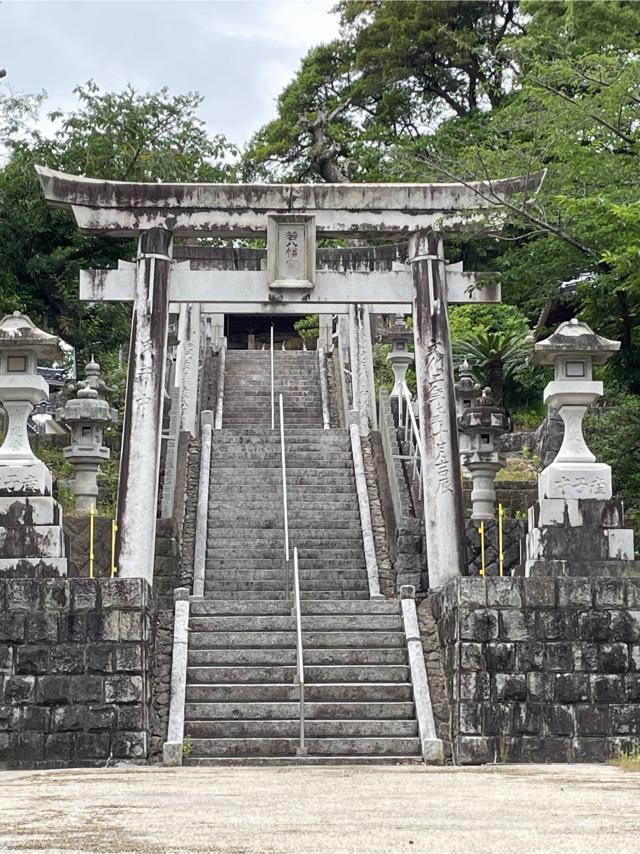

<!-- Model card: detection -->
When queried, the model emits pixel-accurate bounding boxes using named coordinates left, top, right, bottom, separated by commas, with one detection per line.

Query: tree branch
left=417, top=154, right=597, bottom=257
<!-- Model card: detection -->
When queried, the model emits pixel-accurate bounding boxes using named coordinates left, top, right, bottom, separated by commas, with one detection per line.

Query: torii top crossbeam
left=36, top=166, right=545, bottom=238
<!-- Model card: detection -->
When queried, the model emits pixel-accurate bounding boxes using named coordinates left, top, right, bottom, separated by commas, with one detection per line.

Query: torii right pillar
left=410, top=232, right=466, bottom=589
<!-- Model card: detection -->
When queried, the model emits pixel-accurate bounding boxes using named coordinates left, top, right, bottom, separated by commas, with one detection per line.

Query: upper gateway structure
left=36, top=166, right=544, bottom=592
left=36, top=166, right=543, bottom=236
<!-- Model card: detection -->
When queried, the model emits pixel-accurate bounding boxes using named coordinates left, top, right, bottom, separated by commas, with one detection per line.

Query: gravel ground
left=0, top=763, right=638, bottom=853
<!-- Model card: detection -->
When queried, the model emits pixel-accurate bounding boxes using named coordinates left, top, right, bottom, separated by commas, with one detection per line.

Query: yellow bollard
left=498, top=503, right=505, bottom=577
left=89, top=504, right=95, bottom=579
left=479, top=521, right=486, bottom=577
left=111, top=520, right=118, bottom=578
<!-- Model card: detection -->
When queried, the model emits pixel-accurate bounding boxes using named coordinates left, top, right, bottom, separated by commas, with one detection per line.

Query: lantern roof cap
left=0, top=312, right=65, bottom=360
left=532, top=318, right=619, bottom=366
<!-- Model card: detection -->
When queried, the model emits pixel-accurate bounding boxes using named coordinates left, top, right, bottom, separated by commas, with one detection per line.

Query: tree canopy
left=0, top=81, right=238, bottom=358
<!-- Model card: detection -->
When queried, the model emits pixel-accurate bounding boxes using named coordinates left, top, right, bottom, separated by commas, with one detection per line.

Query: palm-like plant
left=452, top=329, right=533, bottom=406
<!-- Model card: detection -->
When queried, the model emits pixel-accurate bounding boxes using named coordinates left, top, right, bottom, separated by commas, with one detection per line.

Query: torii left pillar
left=410, top=232, right=466, bottom=589
left=117, top=228, right=173, bottom=584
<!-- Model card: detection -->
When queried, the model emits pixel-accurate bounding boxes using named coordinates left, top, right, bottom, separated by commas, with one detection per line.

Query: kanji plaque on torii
left=267, top=215, right=316, bottom=290
left=36, top=166, right=544, bottom=591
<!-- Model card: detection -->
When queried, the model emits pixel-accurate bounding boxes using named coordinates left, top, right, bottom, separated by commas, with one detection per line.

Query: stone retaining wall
left=0, top=578, right=158, bottom=768
left=433, top=576, right=640, bottom=764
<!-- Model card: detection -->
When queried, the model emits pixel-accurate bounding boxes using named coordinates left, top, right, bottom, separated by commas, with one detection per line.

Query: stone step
left=189, top=599, right=399, bottom=616
left=184, top=719, right=418, bottom=739
left=185, top=736, right=421, bottom=758
left=202, top=590, right=368, bottom=601
left=186, top=682, right=413, bottom=703
left=185, top=700, right=414, bottom=721
left=187, top=647, right=407, bottom=667
left=187, top=664, right=409, bottom=685
left=205, top=539, right=362, bottom=549
left=206, top=522, right=362, bottom=533
left=203, top=567, right=366, bottom=579
left=203, top=580, right=369, bottom=593
left=207, top=486, right=360, bottom=495
left=212, top=429, right=348, bottom=438
left=207, top=503, right=360, bottom=514
left=209, top=461, right=354, bottom=470
left=188, top=630, right=406, bottom=649
left=207, top=543, right=363, bottom=568
left=205, top=559, right=367, bottom=570
left=183, top=756, right=422, bottom=767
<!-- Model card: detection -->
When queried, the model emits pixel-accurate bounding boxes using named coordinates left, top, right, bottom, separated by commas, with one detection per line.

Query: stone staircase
left=184, top=597, right=420, bottom=764
left=182, top=349, right=422, bottom=764
left=222, top=350, right=323, bottom=428
left=206, top=429, right=368, bottom=600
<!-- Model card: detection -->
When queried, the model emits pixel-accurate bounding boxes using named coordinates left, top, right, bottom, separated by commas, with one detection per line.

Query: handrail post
left=214, top=336, right=227, bottom=430
left=270, top=324, right=275, bottom=430
left=317, top=341, right=331, bottom=429
left=279, top=394, right=290, bottom=598
left=163, top=587, right=191, bottom=766
left=293, top=547, right=307, bottom=756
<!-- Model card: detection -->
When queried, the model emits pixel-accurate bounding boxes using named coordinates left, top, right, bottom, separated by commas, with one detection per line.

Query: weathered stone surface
left=433, top=577, right=640, bottom=763
left=0, top=577, right=158, bottom=768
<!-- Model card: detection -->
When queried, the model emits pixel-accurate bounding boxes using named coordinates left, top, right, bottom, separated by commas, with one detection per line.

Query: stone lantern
left=57, top=358, right=117, bottom=513
left=0, top=312, right=65, bottom=495
left=459, top=387, right=508, bottom=520
left=455, top=358, right=481, bottom=464
left=526, top=318, right=637, bottom=575
left=0, top=312, right=68, bottom=575
left=382, top=315, right=414, bottom=399
left=532, top=318, right=618, bottom=500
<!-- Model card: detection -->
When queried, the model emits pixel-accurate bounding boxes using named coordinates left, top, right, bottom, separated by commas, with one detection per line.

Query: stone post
left=348, top=303, right=377, bottom=434
left=458, top=388, right=508, bottom=520
left=117, top=228, right=173, bottom=585
left=410, top=233, right=466, bottom=588
left=318, top=315, right=333, bottom=353
left=177, top=303, right=201, bottom=437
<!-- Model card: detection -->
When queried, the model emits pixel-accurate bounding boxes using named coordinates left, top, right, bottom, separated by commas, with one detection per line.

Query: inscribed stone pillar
left=348, top=303, right=377, bottom=434
left=177, top=303, right=201, bottom=437
left=410, top=232, right=466, bottom=588
left=117, top=228, right=173, bottom=584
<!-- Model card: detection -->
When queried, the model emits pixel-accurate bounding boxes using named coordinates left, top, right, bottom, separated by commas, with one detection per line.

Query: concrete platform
left=0, top=764, right=638, bottom=853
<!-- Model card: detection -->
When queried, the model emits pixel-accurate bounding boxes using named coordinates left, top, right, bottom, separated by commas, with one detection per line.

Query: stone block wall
left=465, top=519, right=525, bottom=577
left=0, top=578, right=158, bottom=768
left=64, top=516, right=114, bottom=578
left=433, top=576, right=640, bottom=764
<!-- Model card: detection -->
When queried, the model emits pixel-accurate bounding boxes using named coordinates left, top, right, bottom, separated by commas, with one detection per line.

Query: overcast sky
left=0, top=0, right=341, bottom=148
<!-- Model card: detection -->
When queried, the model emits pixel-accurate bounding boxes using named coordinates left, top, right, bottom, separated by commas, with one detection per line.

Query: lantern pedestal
left=525, top=319, right=637, bottom=577
left=0, top=313, right=68, bottom=576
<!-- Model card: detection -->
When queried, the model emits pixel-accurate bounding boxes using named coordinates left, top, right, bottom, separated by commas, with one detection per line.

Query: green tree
left=0, top=81, right=238, bottom=358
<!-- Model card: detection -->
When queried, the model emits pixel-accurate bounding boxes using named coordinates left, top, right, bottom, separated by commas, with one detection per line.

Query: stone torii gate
left=36, top=166, right=544, bottom=590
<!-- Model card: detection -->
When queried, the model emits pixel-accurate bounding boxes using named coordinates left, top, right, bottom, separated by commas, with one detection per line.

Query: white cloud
left=0, top=0, right=342, bottom=147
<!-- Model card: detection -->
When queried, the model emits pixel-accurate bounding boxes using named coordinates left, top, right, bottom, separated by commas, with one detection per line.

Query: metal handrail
left=279, top=393, right=290, bottom=597
left=292, top=546, right=307, bottom=755
left=270, top=324, right=275, bottom=430
left=399, top=381, right=424, bottom=502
